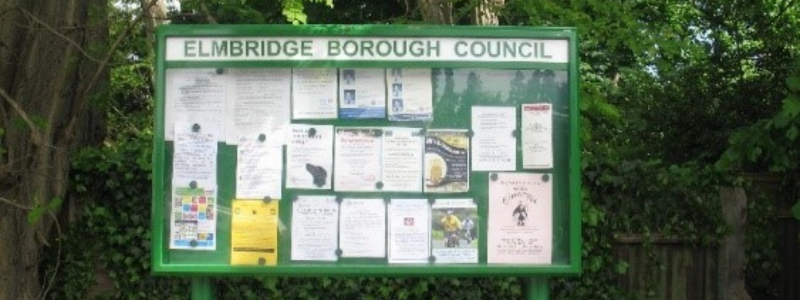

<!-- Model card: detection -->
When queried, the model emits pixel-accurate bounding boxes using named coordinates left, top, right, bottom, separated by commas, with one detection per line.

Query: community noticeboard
left=152, top=25, right=581, bottom=276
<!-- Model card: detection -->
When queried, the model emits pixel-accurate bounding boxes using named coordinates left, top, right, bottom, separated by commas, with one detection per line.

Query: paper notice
left=169, top=186, right=217, bottom=250
left=381, top=127, right=423, bottom=192
left=339, top=68, right=386, bottom=119
left=286, top=124, right=333, bottom=189
left=172, top=122, right=219, bottom=187
left=231, top=200, right=279, bottom=266
left=292, top=68, right=338, bottom=119
left=339, top=198, right=386, bottom=258
left=235, top=133, right=282, bottom=199
left=165, top=68, right=227, bottom=141
left=488, top=172, right=552, bottom=264
left=225, top=68, right=291, bottom=145
left=471, top=106, right=517, bottom=171
left=334, top=127, right=382, bottom=192
left=424, top=129, right=470, bottom=193
left=388, top=199, right=430, bottom=264
left=291, top=195, right=339, bottom=261
left=386, top=68, right=433, bottom=121
left=431, top=198, right=478, bottom=263
left=521, top=104, right=553, bottom=169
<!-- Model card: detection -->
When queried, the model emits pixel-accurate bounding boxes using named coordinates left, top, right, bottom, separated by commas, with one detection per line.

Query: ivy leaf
left=787, top=125, right=798, bottom=141
left=787, top=76, right=800, bottom=92
left=614, top=261, right=630, bottom=274
left=26, top=205, right=45, bottom=225
left=792, top=200, right=800, bottom=220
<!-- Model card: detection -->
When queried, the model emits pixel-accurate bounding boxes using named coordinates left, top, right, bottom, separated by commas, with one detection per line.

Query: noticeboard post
left=153, top=25, right=581, bottom=299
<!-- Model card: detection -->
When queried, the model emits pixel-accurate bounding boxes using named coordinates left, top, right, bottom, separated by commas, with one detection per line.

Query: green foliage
left=26, top=197, right=62, bottom=225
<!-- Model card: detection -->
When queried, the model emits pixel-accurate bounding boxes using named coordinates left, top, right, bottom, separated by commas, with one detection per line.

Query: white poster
left=170, top=186, right=217, bottom=250
left=488, top=172, right=552, bottom=264
left=471, top=106, right=517, bottom=171
left=292, top=68, right=338, bottom=119
left=339, top=198, right=386, bottom=258
left=225, top=68, right=291, bottom=145
left=386, top=68, right=433, bottom=121
left=521, top=104, right=553, bottom=169
left=339, top=68, right=386, bottom=119
left=334, top=127, right=382, bottom=192
left=286, top=124, right=333, bottom=189
left=172, top=122, right=219, bottom=187
left=235, top=133, right=282, bottom=200
left=388, top=199, right=431, bottom=264
left=291, top=195, right=339, bottom=261
left=165, top=68, right=227, bottom=141
left=431, top=199, right=479, bottom=263
left=381, top=127, right=423, bottom=192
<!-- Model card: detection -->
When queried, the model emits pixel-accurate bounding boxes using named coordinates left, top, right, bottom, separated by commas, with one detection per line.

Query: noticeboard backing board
left=153, top=24, right=581, bottom=276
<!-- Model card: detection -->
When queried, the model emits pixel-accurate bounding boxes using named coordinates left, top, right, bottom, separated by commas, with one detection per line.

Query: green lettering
left=300, top=40, right=312, bottom=56
left=328, top=40, right=340, bottom=56
left=454, top=41, right=468, bottom=57
left=230, top=40, right=243, bottom=56
left=245, top=40, right=259, bottom=57
left=184, top=40, right=197, bottom=57
left=212, top=41, right=227, bottom=57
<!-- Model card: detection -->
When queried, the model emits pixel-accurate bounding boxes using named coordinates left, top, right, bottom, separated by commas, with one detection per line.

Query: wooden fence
left=611, top=179, right=799, bottom=300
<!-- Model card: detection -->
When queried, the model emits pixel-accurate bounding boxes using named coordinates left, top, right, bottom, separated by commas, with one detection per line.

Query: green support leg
left=526, top=277, right=549, bottom=300
left=191, top=277, right=215, bottom=300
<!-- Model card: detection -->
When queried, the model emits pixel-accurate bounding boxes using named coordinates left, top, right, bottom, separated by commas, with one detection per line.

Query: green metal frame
left=153, top=25, right=581, bottom=279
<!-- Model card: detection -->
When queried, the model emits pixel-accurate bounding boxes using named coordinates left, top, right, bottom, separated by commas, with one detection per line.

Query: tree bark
left=417, top=0, right=453, bottom=24
left=0, top=0, right=107, bottom=299
left=718, top=187, right=753, bottom=300
left=473, top=0, right=504, bottom=25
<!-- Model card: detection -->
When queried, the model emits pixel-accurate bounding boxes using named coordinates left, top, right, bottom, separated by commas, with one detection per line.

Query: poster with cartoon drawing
left=487, top=172, right=552, bottom=264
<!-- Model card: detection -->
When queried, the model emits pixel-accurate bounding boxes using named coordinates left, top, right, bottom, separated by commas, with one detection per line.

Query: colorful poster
left=381, top=127, right=424, bottom=192
left=169, top=186, right=217, bottom=250
left=488, top=172, right=552, bottom=264
left=471, top=106, right=517, bottom=171
left=339, top=68, right=386, bottom=119
left=521, top=104, right=553, bottom=169
left=334, top=127, right=382, bottom=192
left=164, top=68, right=227, bottom=141
left=424, top=129, right=470, bottom=193
left=291, top=195, right=339, bottom=261
left=225, top=68, right=291, bottom=145
left=286, top=124, right=334, bottom=189
left=235, top=133, right=282, bottom=200
left=388, top=199, right=431, bottom=264
left=386, top=68, right=433, bottom=121
left=339, top=198, right=386, bottom=258
left=231, top=200, right=279, bottom=266
left=292, top=68, right=338, bottom=119
left=431, top=199, right=479, bottom=263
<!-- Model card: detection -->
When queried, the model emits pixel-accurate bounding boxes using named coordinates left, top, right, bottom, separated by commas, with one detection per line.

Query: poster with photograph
left=334, top=127, right=382, bottom=192
left=339, top=68, right=386, bottom=119
left=431, top=198, right=479, bottom=263
left=381, top=127, right=423, bottom=192
left=424, top=129, right=470, bottom=193
left=291, top=195, right=339, bottom=261
left=169, top=186, right=217, bottom=250
left=235, top=132, right=282, bottom=200
left=230, top=200, right=279, bottom=266
left=164, top=68, right=227, bottom=141
left=521, top=104, right=553, bottom=169
left=471, top=106, right=517, bottom=171
left=339, top=198, right=386, bottom=258
left=386, top=68, right=433, bottom=121
left=286, top=124, right=334, bottom=189
left=292, top=68, right=338, bottom=119
left=487, top=172, right=552, bottom=264
left=388, top=199, right=431, bottom=264
left=225, top=68, right=291, bottom=145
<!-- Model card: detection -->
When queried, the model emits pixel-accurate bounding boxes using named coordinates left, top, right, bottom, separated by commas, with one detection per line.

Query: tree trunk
left=0, top=0, right=107, bottom=299
left=473, top=0, right=504, bottom=25
left=718, top=187, right=753, bottom=300
left=417, top=0, right=453, bottom=24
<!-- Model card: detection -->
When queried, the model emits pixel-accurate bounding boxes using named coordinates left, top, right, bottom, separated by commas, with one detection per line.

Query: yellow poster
left=231, top=200, right=279, bottom=266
